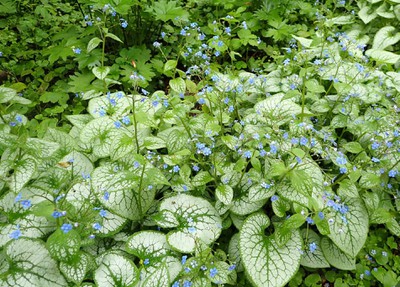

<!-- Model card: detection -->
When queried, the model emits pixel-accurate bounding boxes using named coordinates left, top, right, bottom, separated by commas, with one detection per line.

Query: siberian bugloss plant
left=0, top=1, right=400, bottom=287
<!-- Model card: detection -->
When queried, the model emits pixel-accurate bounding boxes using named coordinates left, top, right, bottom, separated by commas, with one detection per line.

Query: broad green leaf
left=209, top=261, right=236, bottom=285
left=216, top=185, right=234, bottom=205
left=228, top=233, right=244, bottom=272
left=166, top=128, right=189, bottom=154
left=326, top=198, right=368, bottom=257
left=1, top=238, right=67, bottom=286
left=66, top=114, right=93, bottom=129
left=153, top=210, right=180, bottom=228
left=239, top=213, right=302, bottom=287
left=47, top=229, right=81, bottom=262
left=9, top=158, right=36, bottom=193
left=87, top=37, right=102, bottom=53
left=92, top=66, right=110, bottom=80
left=143, top=136, right=166, bottom=149
left=94, top=252, right=139, bottom=287
left=58, top=151, right=93, bottom=178
left=44, top=128, right=77, bottom=155
left=343, top=142, right=363, bottom=153
left=164, top=60, right=177, bottom=72
left=192, top=171, right=214, bottom=187
left=26, top=138, right=60, bottom=158
left=358, top=6, right=377, bottom=24
left=252, top=93, right=302, bottom=126
left=139, top=256, right=181, bottom=287
left=80, top=117, right=114, bottom=143
left=321, top=237, right=355, bottom=270
left=159, top=194, right=222, bottom=253
left=282, top=214, right=306, bottom=230
left=386, top=217, right=400, bottom=237
left=105, top=32, right=123, bottom=43
left=169, top=78, right=186, bottom=94
left=372, top=26, right=400, bottom=50
left=98, top=210, right=128, bottom=236
left=126, top=231, right=171, bottom=258
left=0, top=86, right=17, bottom=103
left=359, top=172, right=380, bottom=189
left=59, top=252, right=92, bottom=284
left=292, top=35, right=313, bottom=48
left=230, top=193, right=266, bottom=216
left=110, top=131, right=136, bottom=161
left=88, top=92, right=131, bottom=118
left=300, top=229, right=330, bottom=268
left=248, top=184, right=275, bottom=202
left=365, top=49, right=400, bottom=64
left=92, top=165, right=155, bottom=220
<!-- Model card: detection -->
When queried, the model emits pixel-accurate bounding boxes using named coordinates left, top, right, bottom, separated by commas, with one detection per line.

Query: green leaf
left=59, top=252, right=92, bottom=284
left=252, top=93, right=303, bottom=126
left=0, top=86, right=17, bottom=103
left=146, top=0, right=189, bottom=22
left=47, top=229, right=81, bottom=262
left=192, top=171, right=214, bottom=187
left=164, top=60, right=177, bottom=72
left=358, top=7, right=378, bottom=24
left=105, top=32, right=123, bottom=43
left=228, top=233, right=244, bottom=272
left=140, top=256, right=181, bottom=287
left=92, top=66, right=110, bottom=80
left=305, top=79, right=325, bottom=93
left=8, top=158, right=36, bottom=193
left=321, top=237, right=355, bottom=270
left=126, top=231, right=171, bottom=258
left=216, top=185, right=234, bottom=205
left=87, top=37, right=103, bottom=53
left=159, top=194, right=222, bottom=253
left=169, top=77, right=186, bottom=94
left=166, top=128, right=189, bottom=154
left=239, top=213, right=302, bottom=287
left=365, top=49, right=400, bottom=64
left=372, top=26, right=400, bottom=50
left=343, top=142, right=363, bottom=153
left=1, top=238, right=67, bottom=286
left=289, top=169, right=313, bottom=196
left=326, top=198, right=369, bottom=257
left=300, top=229, right=330, bottom=268
left=359, top=172, right=380, bottom=189
left=292, top=35, right=313, bottom=48
left=282, top=214, right=306, bottom=230
left=143, top=136, right=166, bottom=149
left=94, top=252, right=139, bottom=287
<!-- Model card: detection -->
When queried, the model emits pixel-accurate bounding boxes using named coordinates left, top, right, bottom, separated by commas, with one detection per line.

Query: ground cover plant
left=0, top=0, right=399, bottom=286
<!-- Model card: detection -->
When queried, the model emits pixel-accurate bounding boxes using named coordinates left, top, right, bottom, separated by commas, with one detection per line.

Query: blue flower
left=181, top=255, right=187, bottom=264
left=99, top=209, right=107, bottom=217
left=243, top=151, right=252, bottom=159
left=188, top=227, right=196, bottom=233
left=193, top=165, right=199, bottom=171
left=210, top=267, right=218, bottom=278
left=144, top=258, right=150, bottom=265
left=9, top=225, right=22, bottom=240
left=283, top=58, right=290, bottom=66
left=336, top=156, right=347, bottom=165
left=309, top=242, right=317, bottom=253
left=20, top=200, right=31, bottom=210
left=228, top=264, right=236, bottom=271
left=73, top=48, right=81, bottom=54
left=339, top=167, right=347, bottom=174
left=120, top=20, right=128, bottom=28
left=93, top=223, right=102, bottom=230
left=306, top=217, right=314, bottom=225
left=198, top=98, right=205, bottom=105
left=371, top=142, right=380, bottom=150
left=300, top=137, right=308, bottom=146
left=114, top=121, right=122, bottom=128
left=61, top=223, right=73, bottom=233
left=103, top=191, right=110, bottom=201
left=52, top=211, right=63, bottom=218
left=153, top=41, right=161, bottom=48
left=183, top=280, right=192, bottom=287
left=388, top=169, right=397, bottom=177
left=318, top=211, right=324, bottom=219
left=122, top=116, right=130, bottom=125
left=172, top=282, right=180, bottom=287
left=172, top=165, right=180, bottom=173
left=180, top=29, right=186, bottom=36
left=271, top=195, right=279, bottom=202
left=14, top=193, right=22, bottom=203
